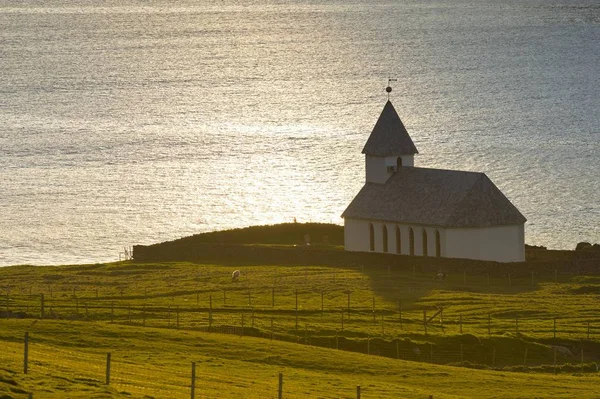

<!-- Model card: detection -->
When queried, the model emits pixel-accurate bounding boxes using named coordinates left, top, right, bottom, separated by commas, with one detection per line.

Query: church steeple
left=363, top=100, right=418, bottom=184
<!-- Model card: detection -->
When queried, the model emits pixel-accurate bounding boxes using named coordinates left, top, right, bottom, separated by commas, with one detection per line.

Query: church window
left=435, top=230, right=441, bottom=257
left=369, top=223, right=375, bottom=251
left=395, top=226, right=401, bottom=254
left=422, top=229, right=428, bottom=256
left=409, top=227, right=415, bottom=256
left=382, top=225, right=388, bottom=253
left=397, top=157, right=403, bottom=168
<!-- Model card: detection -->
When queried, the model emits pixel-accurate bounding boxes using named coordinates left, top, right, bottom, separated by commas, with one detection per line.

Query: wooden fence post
left=372, top=297, right=376, bottom=324
left=24, top=332, right=29, bottom=374
left=191, top=361, right=196, bottom=399
left=278, top=372, right=283, bottom=399
left=587, top=321, right=590, bottom=340
left=321, top=290, right=324, bottom=315
left=357, top=385, right=361, bottom=399
left=105, top=352, right=111, bottom=385
left=241, top=312, right=245, bottom=337
left=209, top=295, right=213, bottom=331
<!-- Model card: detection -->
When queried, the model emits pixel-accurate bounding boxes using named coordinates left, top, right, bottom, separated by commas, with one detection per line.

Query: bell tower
left=362, top=86, right=418, bottom=184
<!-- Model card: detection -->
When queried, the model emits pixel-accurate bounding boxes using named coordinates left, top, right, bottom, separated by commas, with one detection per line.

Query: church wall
left=445, top=224, right=525, bottom=262
left=345, top=219, right=447, bottom=258
left=344, top=218, right=373, bottom=252
left=365, top=156, right=390, bottom=184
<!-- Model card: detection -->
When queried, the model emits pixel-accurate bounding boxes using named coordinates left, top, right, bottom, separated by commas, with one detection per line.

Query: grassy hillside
left=1, top=319, right=599, bottom=399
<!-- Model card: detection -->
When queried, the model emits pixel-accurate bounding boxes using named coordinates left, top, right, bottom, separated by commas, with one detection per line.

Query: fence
left=2, top=331, right=595, bottom=399
left=3, top=333, right=384, bottom=399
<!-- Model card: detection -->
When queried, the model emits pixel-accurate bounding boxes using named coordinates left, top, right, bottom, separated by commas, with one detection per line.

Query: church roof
left=342, top=167, right=526, bottom=228
left=362, top=101, right=419, bottom=156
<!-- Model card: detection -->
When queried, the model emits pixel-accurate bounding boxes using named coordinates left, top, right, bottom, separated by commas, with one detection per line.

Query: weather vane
left=386, top=77, right=397, bottom=100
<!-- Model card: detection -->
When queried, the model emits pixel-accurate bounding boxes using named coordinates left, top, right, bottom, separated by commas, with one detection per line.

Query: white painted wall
left=345, top=218, right=524, bottom=262
left=345, top=219, right=446, bottom=258
left=445, top=224, right=525, bottom=262
left=365, top=154, right=415, bottom=184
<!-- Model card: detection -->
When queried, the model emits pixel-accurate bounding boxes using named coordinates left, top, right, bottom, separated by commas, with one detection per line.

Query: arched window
left=382, top=225, right=388, bottom=253
left=435, top=230, right=441, bottom=257
left=409, top=228, right=415, bottom=256
left=369, top=223, right=375, bottom=251
left=395, top=226, right=401, bottom=254
left=397, top=157, right=403, bottom=168
left=422, top=229, right=428, bottom=257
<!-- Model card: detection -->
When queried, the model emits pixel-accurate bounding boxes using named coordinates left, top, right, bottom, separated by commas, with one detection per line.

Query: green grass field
left=2, top=258, right=600, bottom=398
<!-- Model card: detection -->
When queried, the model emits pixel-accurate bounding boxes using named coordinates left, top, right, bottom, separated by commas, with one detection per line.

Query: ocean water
left=1, top=0, right=598, bottom=266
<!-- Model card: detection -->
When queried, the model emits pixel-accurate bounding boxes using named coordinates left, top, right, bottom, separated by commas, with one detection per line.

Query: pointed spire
left=362, top=101, right=419, bottom=156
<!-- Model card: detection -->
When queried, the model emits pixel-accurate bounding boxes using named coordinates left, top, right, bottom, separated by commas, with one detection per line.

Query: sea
left=1, top=0, right=598, bottom=266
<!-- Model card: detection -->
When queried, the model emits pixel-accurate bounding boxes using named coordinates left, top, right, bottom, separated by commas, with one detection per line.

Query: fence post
left=372, top=297, right=376, bottom=324
left=209, top=295, right=213, bottom=332
left=587, top=321, right=590, bottom=340
left=241, top=312, right=245, bottom=337
left=191, top=361, right=196, bottom=399
left=357, top=385, right=361, bottom=399
left=531, top=271, right=534, bottom=286
left=24, top=332, right=29, bottom=374
left=105, top=352, right=111, bottom=385
left=278, top=372, right=283, bottom=399
left=40, top=294, right=45, bottom=318
left=553, top=347, right=557, bottom=373
left=347, top=292, right=351, bottom=313
left=398, top=299, right=403, bottom=329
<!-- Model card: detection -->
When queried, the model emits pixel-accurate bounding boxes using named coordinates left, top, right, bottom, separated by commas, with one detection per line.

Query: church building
left=342, top=99, right=526, bottom=263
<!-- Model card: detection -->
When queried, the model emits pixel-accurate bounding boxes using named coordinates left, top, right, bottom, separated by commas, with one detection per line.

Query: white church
left=342, top=99, right=526, bottom=263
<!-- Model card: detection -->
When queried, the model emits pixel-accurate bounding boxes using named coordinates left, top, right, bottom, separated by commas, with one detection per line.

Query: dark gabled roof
left=342, top=167, right=526, bottom=228
left=362, top=101, right=419, bottom=156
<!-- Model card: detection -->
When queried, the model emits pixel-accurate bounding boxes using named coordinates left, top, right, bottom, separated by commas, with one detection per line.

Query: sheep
left=231, top=270, right=241, bottom=282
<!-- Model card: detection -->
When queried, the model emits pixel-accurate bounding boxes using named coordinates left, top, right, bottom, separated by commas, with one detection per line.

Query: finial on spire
left=386, top=77, right=397, bottom=101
